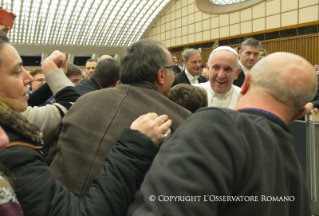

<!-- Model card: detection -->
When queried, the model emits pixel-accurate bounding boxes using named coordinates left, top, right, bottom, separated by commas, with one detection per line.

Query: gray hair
left=120, top=39, right=169, bottom=84
left=241, top=38, right=261, bottom=51
left=182, top=49, right=201, bottom=62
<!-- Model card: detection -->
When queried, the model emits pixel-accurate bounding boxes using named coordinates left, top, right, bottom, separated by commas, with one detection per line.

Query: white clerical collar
left=185, top=69, right=199, bottom=81
left=239, top=61, right=249, bottom=75
left=211, top=83, right=234, bottom=98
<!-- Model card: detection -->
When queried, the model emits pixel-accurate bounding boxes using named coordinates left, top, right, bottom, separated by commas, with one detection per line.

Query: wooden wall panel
left=171, top=34, right=319, bottom=66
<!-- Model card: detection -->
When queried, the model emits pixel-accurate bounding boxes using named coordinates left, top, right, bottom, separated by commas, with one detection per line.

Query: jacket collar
left=0, top=99, right=43, bottom=145
left=130, top=81, right=162, bottom=94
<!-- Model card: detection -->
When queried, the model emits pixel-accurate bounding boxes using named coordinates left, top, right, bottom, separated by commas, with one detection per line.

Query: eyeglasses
left=33, top=78, right=45, bottom=83
left=164, top=65, right=179, bottom=71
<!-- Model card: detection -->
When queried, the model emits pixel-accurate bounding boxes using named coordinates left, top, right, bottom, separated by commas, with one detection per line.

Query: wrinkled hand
left=42, top=50, right=67, bottom=75
left=131, top=113, right=172, bottom=145
left=305, top=103, right=314, bottom=113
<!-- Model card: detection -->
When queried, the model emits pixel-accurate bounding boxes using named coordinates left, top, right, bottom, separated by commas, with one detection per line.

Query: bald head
left=98, top=55, right=113, bottom=62
left=249, top=52, right=318, bottom=112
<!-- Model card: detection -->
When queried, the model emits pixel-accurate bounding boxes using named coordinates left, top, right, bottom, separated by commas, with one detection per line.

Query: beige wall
left=144, top=0, right=319, bottom=48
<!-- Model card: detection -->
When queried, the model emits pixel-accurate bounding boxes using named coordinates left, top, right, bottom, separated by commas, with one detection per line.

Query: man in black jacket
left=173, top=48, right=206, bottom=86
left=233, top=38, right=261, bottom=87
left=128, top=52, right=317, bottom=216
left=75, top=58, right=120, bottom=95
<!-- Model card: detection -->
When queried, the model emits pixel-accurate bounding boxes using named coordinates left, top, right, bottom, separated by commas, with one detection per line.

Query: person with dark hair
left=172, top=54, right=181, bottom=74
left=75, top=58, right=120, bottom=95
left=84, top=59, right=97, bottom=79
left=50, top=38, right=191, bottom=197
left=128, top=52, right=316, bottom=216
left=28, top=68, right=45, bottom=93
left=0, top=29, right=173, bottom=215
left=173, top=48, right=207, bottom=86
left=234, top=38, right=261, bottom=87
left=65, top=63, right=83, bottom=85
left=168, top=84, right=207, bottom=113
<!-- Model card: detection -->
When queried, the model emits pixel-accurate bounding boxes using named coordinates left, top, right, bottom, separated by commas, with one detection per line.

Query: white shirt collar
left=239, top=61, right=249, bottom=75
left=185, top=69, right=199, bottom=84
left=207, top=83, right=234, bottom=98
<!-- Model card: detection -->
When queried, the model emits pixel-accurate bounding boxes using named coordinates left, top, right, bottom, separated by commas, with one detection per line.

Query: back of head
left=249, top=52, right=318, bottom=113
left=120, top=39, right=169, bottom=84
left=241, top=38, right=261, bottom=51
left=66, top=63, right=82, bottom=77
left=169, top=84, right=208, bottom=113
left=91, top=58, right=120, bottom=88
left=98, top=55, right=113, bottom=62
left=182, top=49, right=201, bottom=62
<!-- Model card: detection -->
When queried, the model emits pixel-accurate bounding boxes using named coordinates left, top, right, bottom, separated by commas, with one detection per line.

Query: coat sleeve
left=27, top=83, right=53, bottom=107
left=2, top=128, right=158, bottom=216
left=21, top=69, right=81, bottom=145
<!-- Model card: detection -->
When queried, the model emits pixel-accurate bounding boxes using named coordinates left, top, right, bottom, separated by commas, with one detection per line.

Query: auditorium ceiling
left=1, top=0, right=173, bottom=47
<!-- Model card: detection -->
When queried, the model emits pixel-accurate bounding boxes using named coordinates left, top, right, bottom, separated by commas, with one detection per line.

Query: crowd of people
left=0, top=6, right=318, bottom=216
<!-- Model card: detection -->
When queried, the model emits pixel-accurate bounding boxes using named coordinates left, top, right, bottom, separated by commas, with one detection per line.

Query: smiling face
left=0, top=43, right=33, bottom=111
left=208, top=50, right=240, bottom=95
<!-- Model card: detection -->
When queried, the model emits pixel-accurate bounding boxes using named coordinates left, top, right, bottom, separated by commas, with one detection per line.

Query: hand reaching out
left=131, top=113, right=172, bottom=145
left=42, top=50, right=67, bottom=75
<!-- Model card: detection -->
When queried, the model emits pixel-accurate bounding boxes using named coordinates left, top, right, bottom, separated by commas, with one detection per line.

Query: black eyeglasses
left=164, top=65, right=179, bottom=71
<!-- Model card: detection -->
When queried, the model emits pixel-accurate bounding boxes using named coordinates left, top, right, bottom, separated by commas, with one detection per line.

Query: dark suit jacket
left=173, top=70, right=207, bottom=86
left=75, top=78, right=100, bottom=95
left=233, top=68, right=245, bottom=88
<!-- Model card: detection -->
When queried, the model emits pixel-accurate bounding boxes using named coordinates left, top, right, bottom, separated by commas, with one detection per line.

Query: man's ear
left=240, top=72, right=250, bottom=95
left=290, top=107, right=309, bottom=123
left=156, top=68, right=165, bottom=84
left=239, top=49, right=242, bottom=55
left=234, top=67, right=242, bottom=80
left=113, top=80, right=121, bottom=87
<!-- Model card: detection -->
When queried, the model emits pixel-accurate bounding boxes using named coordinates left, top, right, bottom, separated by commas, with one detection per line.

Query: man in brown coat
left=50, top=39, right=191, bottom=197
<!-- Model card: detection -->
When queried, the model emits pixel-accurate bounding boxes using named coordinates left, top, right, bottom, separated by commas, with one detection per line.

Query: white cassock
left=194, top=82, right=241, bottom=109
